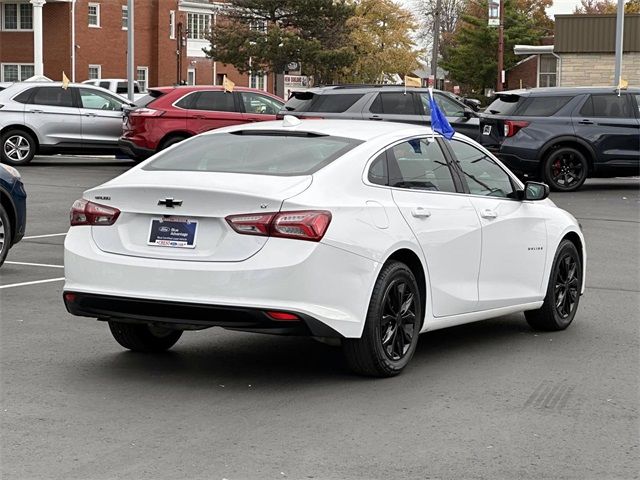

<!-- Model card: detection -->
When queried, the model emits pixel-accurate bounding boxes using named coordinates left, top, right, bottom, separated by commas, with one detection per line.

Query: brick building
left=0, top=0, right=274, bottom=92
left=507, top=14, right=640, bottom=89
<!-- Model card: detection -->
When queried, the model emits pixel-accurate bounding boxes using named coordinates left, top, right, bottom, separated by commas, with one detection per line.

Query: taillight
left=70, top=199, right=120, bottom=226
left=131, top=108, right=164, bottom=117
left=504, top=120, right=530, bottom=137
left=226, top=210, right=331, bottom=242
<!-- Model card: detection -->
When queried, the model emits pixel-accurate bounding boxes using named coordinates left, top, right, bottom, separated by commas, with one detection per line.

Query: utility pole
left=127, top=0, right=135, bottom=102
left=613, top=0, right=624, bottom=86
left=431, top=0, right=442, bottom=89
left=496, top=0, right=504, bottom=92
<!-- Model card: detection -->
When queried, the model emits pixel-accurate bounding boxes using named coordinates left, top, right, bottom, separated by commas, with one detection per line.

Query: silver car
left=0, top=82, right=132, bottom=165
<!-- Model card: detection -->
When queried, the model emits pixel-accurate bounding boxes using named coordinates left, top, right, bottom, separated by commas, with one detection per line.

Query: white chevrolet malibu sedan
left=63, top=118, right=586, bottom=377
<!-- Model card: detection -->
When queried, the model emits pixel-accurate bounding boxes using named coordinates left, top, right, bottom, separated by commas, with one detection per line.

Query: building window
left=88, top=3, right=100, bottom=28
left=88, top=65, right=101, bottom=80
left=1, top=63, right=35, bottom=82
left=187, top=68, right=196, bottom=86
left=249, top=20, right=267, bottom=33
left=121, top=5, right=128, bottom=30
left=538, top=55, right=557, bottom=88
left=137, top=66, right=148, bottom=92
left=3, top=3, right=33, bottom=30
left=169, top=10, right=175, bottom=39
left=249, top=72, right=266, bottom=91
left=187, top=13, right=210, bottom=40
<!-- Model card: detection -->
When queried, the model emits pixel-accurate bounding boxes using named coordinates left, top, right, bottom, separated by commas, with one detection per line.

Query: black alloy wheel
left=525, top=239, right=582, bottom=331
left=343, top=261, right=422, bottom=377
left=380, top=278, right=418, bottom=361
left=543, top=147, right=588, bottom=192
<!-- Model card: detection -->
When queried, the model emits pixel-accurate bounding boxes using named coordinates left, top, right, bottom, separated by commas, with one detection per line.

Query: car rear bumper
left=63, top=227, right=378, bottom=338
left=118, top=138, right=155, bottom=160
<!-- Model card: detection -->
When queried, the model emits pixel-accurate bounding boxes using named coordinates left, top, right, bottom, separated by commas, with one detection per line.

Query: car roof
left=208, top=118, right=440, bottom=142
left=498, top=86, right=640, bottom=96
left=293, top=85, right=449, bottom=95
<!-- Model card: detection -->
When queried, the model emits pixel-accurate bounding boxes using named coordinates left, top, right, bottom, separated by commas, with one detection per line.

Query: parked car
left=82, top=78, right=146, bottom=102
left=0, top=163, right=27, bottom=266
left=0, top=82, right=133, bottom=165
left=64, top=118, right=585, bottom=377
left=278, top=85, right=481, bottom=140
left=480, top=86, right=640, bottom=191
left=118, top=86, right=285, bottom=161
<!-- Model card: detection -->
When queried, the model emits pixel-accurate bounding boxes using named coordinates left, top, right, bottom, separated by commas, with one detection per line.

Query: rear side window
left=283, top=92, right=363, bottom=113
left=29, top=87, right=75, bottom=107
left=191, top=91, right=236, bottom=112
left=144, top=132, right=362, bottom=176
left=370, top=92, right=418, bottom=115
left=518, top=96, right=572, bottom=116
left=486, top=94, right=524, bottom=115
left=368, top=152, right=387, bottom=186
left=13, top=88, right=34, bottom=104
left=580, top=94, right=634, bottom=118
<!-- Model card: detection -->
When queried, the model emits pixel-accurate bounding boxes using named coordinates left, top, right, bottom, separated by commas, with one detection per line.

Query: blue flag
left=428, top=90, right=455, bottom=140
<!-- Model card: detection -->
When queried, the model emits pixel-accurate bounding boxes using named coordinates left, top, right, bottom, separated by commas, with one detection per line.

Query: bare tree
left=411, top=0, right=466, bottom=61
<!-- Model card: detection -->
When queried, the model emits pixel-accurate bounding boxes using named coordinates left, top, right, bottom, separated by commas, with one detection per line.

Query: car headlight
left=0, top=163, right=21, bottom=179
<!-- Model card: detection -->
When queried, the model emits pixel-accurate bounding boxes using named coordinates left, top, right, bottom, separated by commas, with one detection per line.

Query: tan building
left=0, top=0, right=275, bottom=93
left=509, top=14, right=640, bottom=89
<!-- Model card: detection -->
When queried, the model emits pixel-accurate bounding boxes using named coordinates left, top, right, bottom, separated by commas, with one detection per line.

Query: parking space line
left=0, top=278, right=65, bottom=290
left=23, top=233, right=67, bottom=240
left=4, top=261, right=64, bottom=269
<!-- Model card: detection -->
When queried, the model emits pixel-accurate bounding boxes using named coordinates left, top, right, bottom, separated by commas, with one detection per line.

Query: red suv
left=119, top=86, right=284, bottom=160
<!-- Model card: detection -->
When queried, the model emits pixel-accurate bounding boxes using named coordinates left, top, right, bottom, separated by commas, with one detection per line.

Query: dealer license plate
left=148, top=217, right=198, bottom=249
left=483, top=125, right=492, bottom=135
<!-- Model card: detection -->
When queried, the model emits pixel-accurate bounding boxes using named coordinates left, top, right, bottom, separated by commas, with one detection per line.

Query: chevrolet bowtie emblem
left=158, top=198, right=182, bottom=208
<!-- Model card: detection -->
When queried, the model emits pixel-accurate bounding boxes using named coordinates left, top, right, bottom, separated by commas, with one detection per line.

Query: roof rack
left=318, top=84, right=412, bottom=89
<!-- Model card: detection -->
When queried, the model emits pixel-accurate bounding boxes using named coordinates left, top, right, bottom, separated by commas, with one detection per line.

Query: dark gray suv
left=480, top=87, right=640, bottom=191
left=278, top=86, right=480, bottom=140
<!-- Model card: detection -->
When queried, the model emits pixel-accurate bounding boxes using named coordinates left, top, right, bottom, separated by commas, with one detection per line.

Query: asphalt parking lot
left=1, top=156, right=639, bottom=480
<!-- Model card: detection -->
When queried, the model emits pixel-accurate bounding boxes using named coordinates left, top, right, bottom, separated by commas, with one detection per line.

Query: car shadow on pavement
left=73, top=313, right=539, bottom=386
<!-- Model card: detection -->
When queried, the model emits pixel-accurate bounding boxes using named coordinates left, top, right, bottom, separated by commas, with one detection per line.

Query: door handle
left=369, top=115, right=383, bottom=121
left=83, top=112, right=96, bottom=117
left=480, top=209, right=498, bottom=219
left=191, top=115, right=205, bottom=119
left=411, top=207, right=431, bottom=218
left=28, top=109, right=43, bottom=113
left=246, top=117, right=261, bottom=122
left=578, top=119, right=594, bottom=125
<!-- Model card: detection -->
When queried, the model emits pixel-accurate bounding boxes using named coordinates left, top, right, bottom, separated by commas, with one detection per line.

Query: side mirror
left=523, top=181, right=550, bottom=201
left=462, top=107, right=475, bottom=119
left=462, top=97, right=481, bottom=111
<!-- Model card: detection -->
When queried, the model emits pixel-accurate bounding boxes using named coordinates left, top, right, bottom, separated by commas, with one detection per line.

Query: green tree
left=574, top=0, right=640, bottom=13
left=341, top=0, right=421, bottom=83
left=205, top=0, right=356, bottom=85
left=442, top=0, right=552, bottom=92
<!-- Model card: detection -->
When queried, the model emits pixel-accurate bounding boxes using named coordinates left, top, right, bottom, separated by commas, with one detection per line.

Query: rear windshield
left=116, top=82, right=140, bottom=94
left=283, top=92, right=363, bottom=113
left=134, top=89, right=165, bottom=107
left=485, top=94, right=524, bottom=115
left=144, top=132, right=362, bottom=176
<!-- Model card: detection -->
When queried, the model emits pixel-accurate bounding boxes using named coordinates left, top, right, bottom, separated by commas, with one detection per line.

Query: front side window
left=388, top=139, right=456, bottom=193
left=78, top=88, right=122, bottom=110
left=2, top=64, right=34, bottom=82
left=88, top=3, right=100, bottom=27
left=580, top=94, right=634, bottom=118
left=144, top=133, right=362, bottom=176
left=240, top=92, right=282, bottom=115
left=449, top=140, right=515, bottom=198
left=187, top=13, right=210, bottom=40
left=30, top=87, right=75, bottom=108
left=191, top=91, right=236, bottom=112
left=370, top=92, right=418, bottom=115
left=3, top=3, right=33, bottom=30
left=418, top=93, right=467, bottom=117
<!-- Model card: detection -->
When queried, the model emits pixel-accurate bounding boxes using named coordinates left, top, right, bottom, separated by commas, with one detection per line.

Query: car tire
left=543, top=147, right=588, bottom=192
left=525, top=239, right=582, bottom=331
left=108, top=321, right=183, bottom=352
left=1, top=129, right=36, bottom=166
left=159, top=135, right=188, bottom=151
left=342, top=261, right=422, bottom=377
left=0, top=204, right=11, bottom=267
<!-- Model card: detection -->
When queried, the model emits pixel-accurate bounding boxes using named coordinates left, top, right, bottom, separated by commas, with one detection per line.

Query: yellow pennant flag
left=61, top=71, right=70, bottom=90
left=404, top=75, right=422, bottom=88
left=223, top=76, right=235, bottom=93
left=618, top=78, right=628, bottom=90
